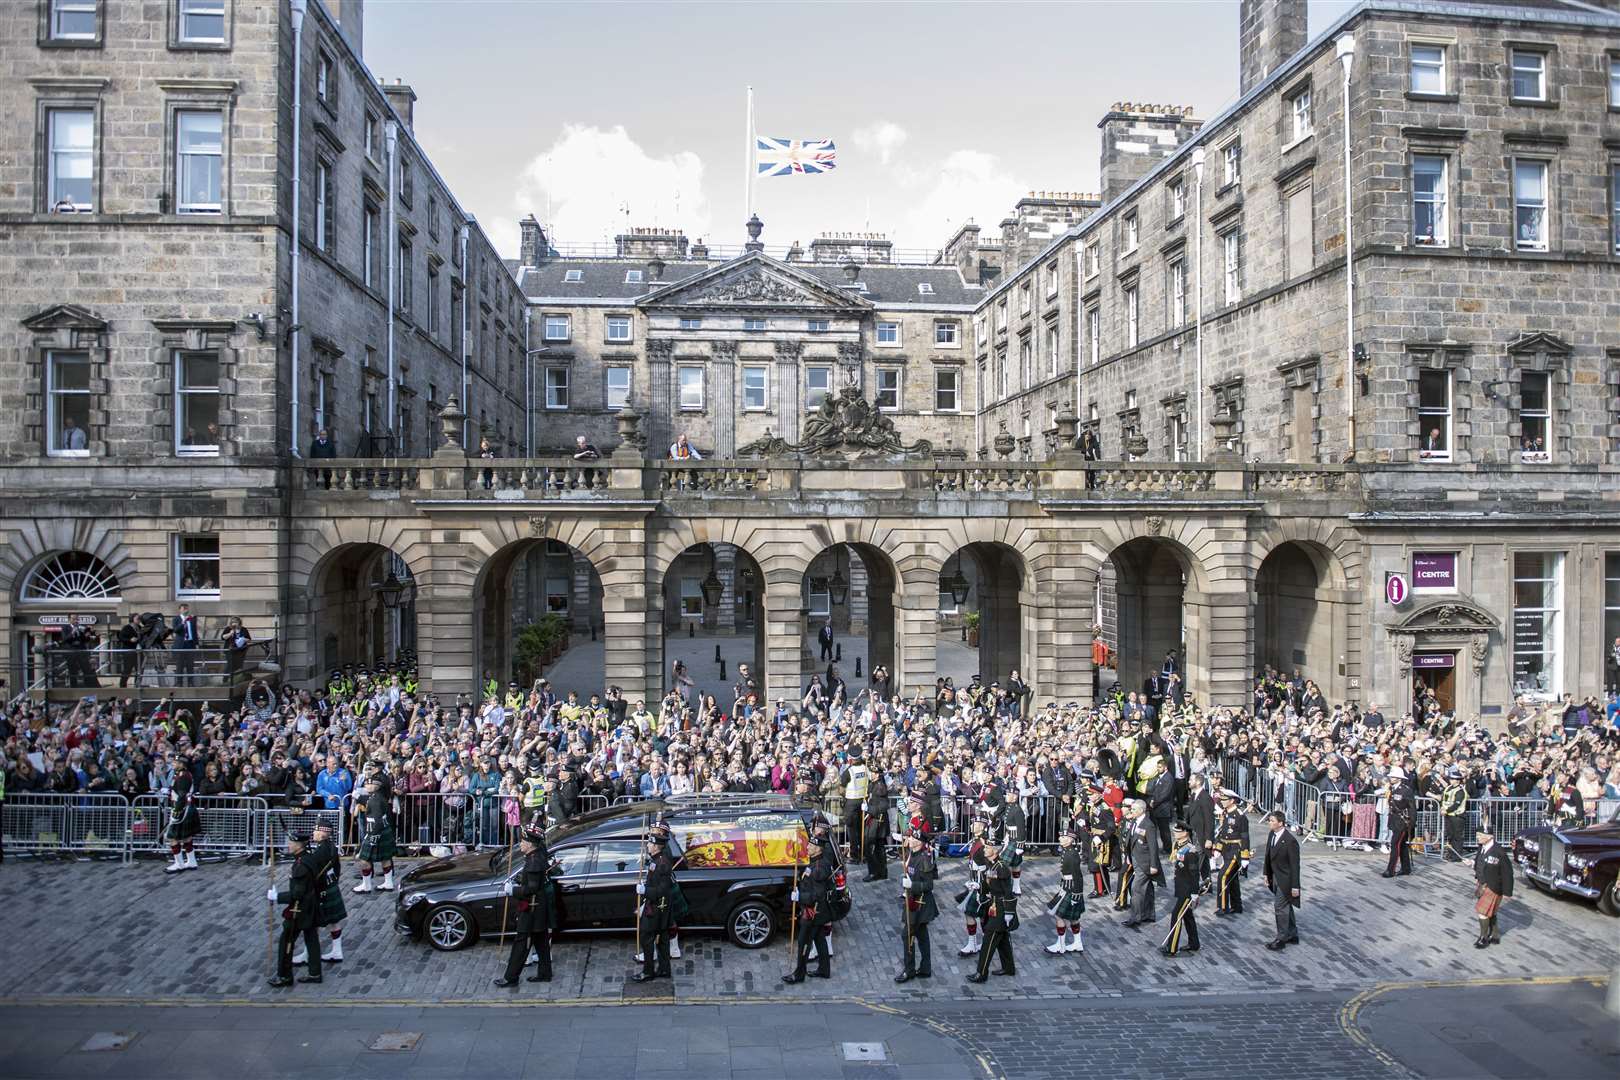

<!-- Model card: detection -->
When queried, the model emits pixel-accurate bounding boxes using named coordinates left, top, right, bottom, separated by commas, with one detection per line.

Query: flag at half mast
left=756, top=137, right=837, bottom=176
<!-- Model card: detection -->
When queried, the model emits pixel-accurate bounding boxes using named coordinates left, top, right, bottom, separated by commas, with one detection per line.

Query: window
left=917, top=282, right=934, bottom=295
left=679, top=317, right=702, bottom=330
left=178, top=0, right=225, bottom=43
left=742, top=317, right=767, bottom=332
left=545, top=577, right=571, bottom=615
left=605, top=315, right=632, bottom=343
left=313, top=159, right=334, bottom=253
left=1123, top=212, right=1139, bottom=253
left=807, top=318, right=830, bottom=332
left=562, top=268, right=583, bottom=283
left=174, top=351, right=220, bottom=455
left=605, top=366, right=630, bottom=411
left=397, top=237, right=412, bottom=312
left=175, top=536, right=220, bottom=597
left=427, top=194, right=438, bottom=239
left=1170, top=411, right=1189, bottom=461
left=1512, top=551, right=1563, bottom=698
left=1221, top=229, right=1242, bottom=304
left=934, top=321, right=958, bottom=346
left=1019, top=337, right=1033, bottom=388
left=742, top=365, right=768, bottom=410
left=45, top=351, right=91, bottom=456
left=1510, top=49, right=1547, bottom=102
left=1046, top=326, right=1059, bottom=377
left=364, top=112, right=379, bottom=162
left=977, top=362, right=988, bottom=409
left=996, top=300, right=1007, bottom=330
left=875, top=369, right=900, bottom=411
left=362, top=201, right=380, bottom=286
left=1222, top=140, right=1242, bottom=187
left=806, top=577, right=830, bottom=617
left=1019, top=284, right=1032, bottom=315
left=315, top=50, right=334, bottom=105
left=1613, top=163, right=1620, bottom=255
left=1084, top=243, right=1099, bottom=279
left=1606, top=554, right=1620, bottom=689
left=624, top=269, right=642, bottom=284
left=543, top=314, right=570, bottom=342
left=1046, top=260, right=1059, bottom=297
left=545, top=368, right=569, bottom=410
left=1087, top=306, right=1100, bottom=366
left=1281, top=184, right=1312, bottom=276
left=398, top=155, right=412, bottom=207
left=876, top=321, right=900, bottom=345
left=46, top=109, right=93, bottom=212
left=1412, top=155, right=1447, bottom=246
left=1612, top=57, right=1620, bottom=108
left=426, top=265, right=439, bottom=333
left=1410, top=44, right=1447, bottom=95
left=678, top=577, right=703, bottom=618
left=1168, top=259, right=1187, bottom=326
left=1124, top=285, right=1139, bottom=347
left=996, top=350, right=1008, bottom=398
left=1290, top=88, right=1313, bottom=141
left=1417, top=368, right=1451, bottom=459
left=175, top=110, right=223, bottom=214
left=1513, top=160, right=1548, bottom=251
left=1518, top=371, right=1550, bottom=461
left=678, top=366, right=704, bottom=410
left=49, top=0, right=97, bottom=39
left=805, top=366, right=831, bottom=410
left=934, top=368, right=959, bottom=412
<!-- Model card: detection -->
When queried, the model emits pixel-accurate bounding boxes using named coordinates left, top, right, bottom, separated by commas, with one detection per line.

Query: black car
left=1512, top=814, right=1620, bottom=917
left=394, top=794, right=814, bottom=951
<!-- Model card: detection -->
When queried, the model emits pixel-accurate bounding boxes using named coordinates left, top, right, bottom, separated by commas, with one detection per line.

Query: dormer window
left=563, top=269, right=583, bottom=283
left=917, top=282, right=934, bottom=295
left=624, top=269, right=643, bottom=284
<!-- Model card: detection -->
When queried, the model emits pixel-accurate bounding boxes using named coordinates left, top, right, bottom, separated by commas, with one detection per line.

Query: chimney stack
left=380, top=78, right=416, bottom=132
left=1239, top=0, right=1307, bottom=95
left=519, top=215, right=547, bottom=267
left=327, top=0, right=364, bottom=57
left=1097, top=106, right=1202, bottom=203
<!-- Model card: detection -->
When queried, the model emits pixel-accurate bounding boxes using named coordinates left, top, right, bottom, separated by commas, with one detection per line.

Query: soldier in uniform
left=783, top=829, right=835, bottom=983
left=862, top=759, right=889, bottom=882
left=267, top=832, right=322, bottom=987
left=956, top=816, right=990, bottom=956
left=1471, top=823, right=1513, bottom=948
left=1160, top=821, right=1203, bottom=957
left=1046, top=828, right=1086, bottom=954
left=293, top=820, right=347, bottom=965
left=1212, top=789, right=1250, bottom=916
left=1440, top=769, right=1469, bottom=862
left=967, top=836, right=1016, bottom=982
left=895, top=828, right=936, bottom=983
left=495, top=826, right=555, bottom=986
left=1088, top=788, right=1117, bottom=898
left=163, top=761, right=202, bottom=873
left=1381, top=766, right=1416, bottom=878
left=1120, top=799, right=1162, bottom=928
left=352, top=773, right=397, bottom=892
left=633, top=825, right=676, bottom=982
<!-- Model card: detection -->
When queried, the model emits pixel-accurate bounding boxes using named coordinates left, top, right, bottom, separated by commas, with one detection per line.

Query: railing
left=300, top=461, right=420, bottom=491
left=932, top=464, right=1038, bottom=494
left=130, top=794, right=271, bottom=859
left=1091, top=466, right=1214, bottom=494
left=29, top=642, right=279, bottom=693
left=471, top=459, right=612, bottom=495
left=660, top=463, right=770, bottom=494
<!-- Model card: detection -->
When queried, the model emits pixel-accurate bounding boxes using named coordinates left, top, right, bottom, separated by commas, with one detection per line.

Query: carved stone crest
left=1145, top=515, right=1164, bottom=535
left=528, top=516, right=546, bottom=535
left=693, top=269, right=814, bottom=306
left=737, top=384, right=932, bottom=460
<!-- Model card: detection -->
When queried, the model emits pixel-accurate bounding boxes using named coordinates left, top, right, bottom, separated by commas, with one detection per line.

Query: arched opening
left=12, top=550, right=123, bottom=694
left=658, top=542, right=766, bottom=715
left=475, top=539, right=606, bottom=700
left=1102, top=537, right=1191, bottom=708
left=1255, top=540, right=1347, bottom=701
left=937, top=542, right=1028, bottom=693
left=799, top=543, right=896, bottom=705
left=308, top=543, right=418, bottom=675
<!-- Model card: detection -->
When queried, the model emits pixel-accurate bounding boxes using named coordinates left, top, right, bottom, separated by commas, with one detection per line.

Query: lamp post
left=373, top=570, right=406, bottom=662
left=1336, top=32, right=1357, bottom=462
left=829, top=566, right=850, bottom=607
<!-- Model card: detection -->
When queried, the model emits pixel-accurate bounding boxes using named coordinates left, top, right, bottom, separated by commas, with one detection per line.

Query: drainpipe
left=385, top=119, right=398, bottom=448
left=1191, top=146, right=1206, bottom=461
left=1337, top=33, right=1358, bottom=461
left=524, top=306, right=532, bottom=455
left=288, top=0, right=307, bottom=457
left=457, top=222, right=470, bottom=447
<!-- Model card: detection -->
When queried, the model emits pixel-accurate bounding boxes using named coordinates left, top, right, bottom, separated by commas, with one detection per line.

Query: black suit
left=173, top=614, right=200, bottom=678
left=1385, top=780, right=1415, bottom=875
left=818, top=623, right=835, bottom=662
left=1185, top=789, right=1215, bottom=874
left=1263, top=827, right=1301, bottom=943
left=503, top=845, right=555, bottom=982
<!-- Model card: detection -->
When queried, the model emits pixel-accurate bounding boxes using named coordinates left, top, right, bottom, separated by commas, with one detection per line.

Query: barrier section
left=263, top=804, right=344, bottom=854
left=63, top=793, right=134, bottom=857
left=130, top=794, right=268, bottom=860
left=1315, top=789, right=1382, bottom=850
left=1473, top=797, right=1551, bottom=844
left=1, top=793, right=79, bottom=857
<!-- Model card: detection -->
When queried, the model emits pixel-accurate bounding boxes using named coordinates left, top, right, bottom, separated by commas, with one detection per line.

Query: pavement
left=2, top=833, right=1615, bottom=1078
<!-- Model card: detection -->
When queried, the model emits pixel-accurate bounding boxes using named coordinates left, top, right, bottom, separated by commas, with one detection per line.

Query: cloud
left=517, top=125, right=709, bottom=250
left=896, top=148, right=1026, bottom=249
left=852, top=121, right=909, bottom=166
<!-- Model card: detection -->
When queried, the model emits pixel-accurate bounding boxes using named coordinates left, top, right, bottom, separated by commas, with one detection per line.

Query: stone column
left=1185, top=586, right=1252, bottom=709
left=1037, top=563, right=1097, bottom=706
left=646, top=339, right=674, bottom=458
left=416, top=559, right=470, bottom=698
left=711, top=341, right=737, bottom=457
left=763, top=572, right=805, bottom=705
left=600, top=539, right=651, bottom=705
left=894, top=567, right=940, bottom=700
left=847, top=548, right=869, bottom=634
left=775, top=341, right=802, bottom=443
left=714, top=542, right=737, bottom=632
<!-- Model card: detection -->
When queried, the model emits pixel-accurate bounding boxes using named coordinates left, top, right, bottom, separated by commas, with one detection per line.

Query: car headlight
left=403, top=892, right=427, bottom=908
left=1566, top=855, right=1590, bottom=871
left=1522, top=839, right=1539, bottom=853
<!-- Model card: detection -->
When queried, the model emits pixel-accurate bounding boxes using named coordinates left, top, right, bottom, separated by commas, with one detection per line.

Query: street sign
left=1385, top=572, right=1409, bottom=606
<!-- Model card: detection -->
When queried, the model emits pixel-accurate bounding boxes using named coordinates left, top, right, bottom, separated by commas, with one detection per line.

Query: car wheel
left=1597, top=879, right=1620, bottom=918
left=425, top=904, right=478, bottom=951
left=728, top=899, right=775, bottom=949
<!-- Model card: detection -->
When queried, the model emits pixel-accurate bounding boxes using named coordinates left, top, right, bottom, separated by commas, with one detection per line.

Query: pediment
left=21, top=304, right=108, bottom=333
left=640, top=252, right=870, bottom=312
left=1506, top=331, right=1571, bottom=356
left=1396, top=598, right=1498, bottom=634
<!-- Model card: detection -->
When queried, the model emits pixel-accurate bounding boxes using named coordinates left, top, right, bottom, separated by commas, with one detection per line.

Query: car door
left=545, top=843, right=596, bottom=931
left=573, top=839, right=642, bottom=929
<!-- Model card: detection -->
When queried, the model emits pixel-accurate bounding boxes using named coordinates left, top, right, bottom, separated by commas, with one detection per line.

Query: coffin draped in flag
left=756, top=137, right=837, bottom=176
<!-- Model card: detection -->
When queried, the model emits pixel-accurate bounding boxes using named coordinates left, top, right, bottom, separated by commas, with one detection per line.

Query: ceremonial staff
left=266, top=840, right=277, bottom=975
left=787, top=824, right=803, bottom=963
left=495, top=824, right=517, bottom=974
left=901, top=833, right=913, bottom=960
left=634, top=813, right=649, bottom=957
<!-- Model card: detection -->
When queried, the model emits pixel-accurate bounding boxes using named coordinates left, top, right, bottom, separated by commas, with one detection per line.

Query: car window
left=591, top=840, right=642, bottom=875
left=549, top=845, right=594, bottom=878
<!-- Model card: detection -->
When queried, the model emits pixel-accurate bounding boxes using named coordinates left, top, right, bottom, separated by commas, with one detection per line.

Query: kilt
left=670, top=879, right=692, bottom=923
left=358, top=824, right=396, bottom=863
left=1050, top=889, right=1086, bottom=922
left=318, top=885, right=348, bottom=926
left=957, top=886, right=988, bottom=919
left=168, top=804, right=202, bottom=841
left=1474, top=887, right=1503, bottom=918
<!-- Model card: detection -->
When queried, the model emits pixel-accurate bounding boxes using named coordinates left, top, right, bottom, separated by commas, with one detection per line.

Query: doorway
left=1413, top=654, right=1456, bottom=713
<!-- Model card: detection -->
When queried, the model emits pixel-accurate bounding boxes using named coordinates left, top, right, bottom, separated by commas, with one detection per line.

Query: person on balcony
left=668, top=434, right=702, bottom=460
left=310, top=428, right=336, bottom=458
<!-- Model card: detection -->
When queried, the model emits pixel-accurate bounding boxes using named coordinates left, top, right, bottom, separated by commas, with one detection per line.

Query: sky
left=364, top=0, right=1358, bottom=259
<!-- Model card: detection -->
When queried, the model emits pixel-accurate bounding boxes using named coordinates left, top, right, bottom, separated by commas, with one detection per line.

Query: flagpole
left=745, top=86, right=755, bottom=221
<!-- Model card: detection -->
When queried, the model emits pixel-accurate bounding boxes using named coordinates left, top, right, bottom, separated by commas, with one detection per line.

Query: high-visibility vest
left=484, top=678, right=499, bottom=700
left=845, top=763, right=869, bottom=801
left=522, top=776, right=546, bottom=809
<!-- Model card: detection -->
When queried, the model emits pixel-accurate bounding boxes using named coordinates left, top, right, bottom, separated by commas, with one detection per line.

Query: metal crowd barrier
left=1315, top=789, right=1381, bottom=850
left=2, top=792, right=80, bottom=857
left=130, top=794, right=269, bottom=860
left=263, top=804, right=344, bottom=851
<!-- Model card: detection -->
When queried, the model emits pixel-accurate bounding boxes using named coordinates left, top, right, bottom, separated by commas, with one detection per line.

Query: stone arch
left=1250, top=527, right=1362, bottom=702
left=0, top=518, right=140, bottom=600
left=799, top=538, right=900, bottom=691
left=646, top=521, right=773, bottom=710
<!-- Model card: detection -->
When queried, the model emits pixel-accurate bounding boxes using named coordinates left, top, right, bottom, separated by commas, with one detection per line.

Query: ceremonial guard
left=862, top=761, right=889, bottom=882
left=1440, top=770, right=1469, bottom=862
left=1472, top=824, right=1513, bottom=948
left=895, top=829, right=937, bottom=983
left=293, top=820, right=346, bottom=965
left=839, top=748, right=870, bottom=864
left=1088, top=789, right=1117, bottom=898
left=1212, top=789, right=1250, bottom=916
left=967, top=836, right=1016, bottom=982
left=268, top=832, right=322, bottom=987
left=1381, top=766, right=1415, bottom=878
left=495, top=826, right=555, bottom=986
left=1160, top=821, right=1203, bottom=957
left=1120, top=800, right=1162, bottom=928
left=956, top=815, right=990, bottom=956
left=1045, top=829, right=1086, bottom=954
left=634, top=824, right=677, bottom=982
left=163, top=761, right=202, bottom=873
left=783, top=828, right=835, bottom=983
left=352, top=769, right=397, bottom=892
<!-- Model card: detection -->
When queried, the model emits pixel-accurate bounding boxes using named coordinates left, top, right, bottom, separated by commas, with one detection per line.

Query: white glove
left=791, top=889, right=799, bottom=902
left=636, top=882, right=646, bottom=895
left=266, top=887, right=277, bottom=901
left=502, top=882, right=513, bottom=896
left=1242, top=859, right=1251, bottom=872
left=902, top=876, right=912, bottom=889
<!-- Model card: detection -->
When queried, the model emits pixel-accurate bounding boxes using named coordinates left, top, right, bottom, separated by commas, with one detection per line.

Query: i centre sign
left=1385, top=571, right=1410, bottom=606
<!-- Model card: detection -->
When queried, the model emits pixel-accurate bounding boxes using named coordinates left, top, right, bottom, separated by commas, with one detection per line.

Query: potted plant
left=963, top=611, right=981, bottom=647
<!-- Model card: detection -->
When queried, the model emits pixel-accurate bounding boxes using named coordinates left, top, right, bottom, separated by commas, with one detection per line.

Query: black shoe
left=493, top=977, right=518, bottom=987
left=527, top=972, right=551, bottom=982
left=966, top=973, right=987, bottom=984
left=916, top=970, right=931, bottom=979
left=894, top=972, right=914, bottom=984
left=268, top=976, right=293, bottom=988
left=782, top=972, right=805, bottom=985
left=993, top=968, right=1014, bottom=977
left=1159, top=948, right=1175, bottom=957
left=1184, top=946, right=1199, bottom=954
left=632, top=972, right=663, bottom=983
left=1380, top=871, right=1395, bottom=879
left=1488, top=937, right=1501, bottom=946
left=1473, top=938, right=1489, bottom=949
left=656, top=968, right=672, bottom=978
left=297, top=975, right=322, bottom=984
left=1264, top=941, right=1285, bottom=951
left=861, top=875, right=876, bottom=883
left=1283, top=936, right=1299, bottom=945
left=810, top=969, right=831, bottom=979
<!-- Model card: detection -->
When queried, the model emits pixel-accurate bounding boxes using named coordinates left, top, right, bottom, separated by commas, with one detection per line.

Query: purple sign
left=1412, top=653, right=1455, bottom=670
left=1412, top=552, right=1456, bottom=591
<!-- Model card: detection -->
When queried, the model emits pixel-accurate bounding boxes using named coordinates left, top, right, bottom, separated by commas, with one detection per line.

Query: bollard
left=961, top=625, right=967, bottom=642
left=715, top=644, right=723, bottom=664
left=854, top=657, right=862, bottom=678
left=591, top=624, right=598, bottom=642
left=835, top=643, right=842, bottom=662
left=718, top=658, right=726, bottom=680
left=688, top=621, right=695, bottom=638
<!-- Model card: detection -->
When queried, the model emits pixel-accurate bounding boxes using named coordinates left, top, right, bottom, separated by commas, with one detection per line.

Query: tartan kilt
left=318, top=885, right=348, bottom=926
left=1474, top=887, right=1502, bottom=918
left=168, top=804, right=203, bottom=841
left=670, top=879, right=692, bottom=923
left=358, top=825, right=396, bottom=863
left=1051, top=889, right=1086, bottom=921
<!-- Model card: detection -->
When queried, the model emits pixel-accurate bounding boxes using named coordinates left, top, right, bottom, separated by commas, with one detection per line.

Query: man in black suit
left=172, top=602, right=200, bottom=682
left=818, top=621, right=835, bottom=662
left=1184, top=773, right=1216, bottom=880
left=1471, top=824, right=1513, bottom=948
left=1262, top=810, right=1300, bottom=949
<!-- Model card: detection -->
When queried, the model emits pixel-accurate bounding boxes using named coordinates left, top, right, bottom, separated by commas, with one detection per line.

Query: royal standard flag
left=757, top=137, right=837, bottom=176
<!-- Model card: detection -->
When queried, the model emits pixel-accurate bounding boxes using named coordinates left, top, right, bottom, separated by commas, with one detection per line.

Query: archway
left=475, top=539, right=606, bottom=699
left=1103, top=537, right=1191, bottom=706
left=659, top=542, right=766, bottom=714
left=800, top=542, right=896, bottom=703
left=937, top=542, right=1028, bottom=692
left=307, top=543, right=418, bottom=676
left=1254, top=540, right=1349, bottom=702
left=12, top=550, right=123, bottom=694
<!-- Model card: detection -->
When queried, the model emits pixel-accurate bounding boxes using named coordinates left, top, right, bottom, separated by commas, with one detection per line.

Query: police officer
left=783, top=831, right=834, bottom=983
left=1440, top=769, right=1468, bottom=862
left=967, top=836, right=1015, bottom=982
left=267, top=832, right=322, bottom=987
left=521, top=761, right=548, bottom=829
left=895, top=828, right=936, bottom=983
left=1472, top=823, right=1513, bottom=948
left=1212, top=789, right=1249, bottom=916
left=495, top=826, right=555, bottom=986
left=840, top=747, right=869, bottom=864
left=1046, top=828, right=1086, bottom=955
left=352, top=772, right=396, bottom=892
left=293, top=820, right=346, bottom=965
left=1160, top=821, right=1203, bottom=957
left=862, top=759, right=889, bottom=882
left=633, top=825, right=676, bottom=982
